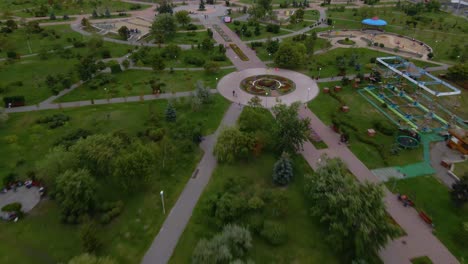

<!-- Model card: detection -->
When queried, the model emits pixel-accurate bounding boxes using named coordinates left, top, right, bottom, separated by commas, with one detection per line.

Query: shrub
left=371, top=120, right=395, bottom=136
left=233, top=20, right=241, bottom=26
left=1, top=202, right=22, bottom=212
left=379, top=43, right=384, bottom=48
left=260, top=221, right=287, bottom=245
left=186, top=23, right=197, bottom=30
left=184, top=56, right=205, bottom=66
left=101, top=49, right=111, bottom=58
left=110, top=64, right=122, bottom=74
left=266, top=24, right=280, bottom=33
left=36, top=114, right=70, bottom=129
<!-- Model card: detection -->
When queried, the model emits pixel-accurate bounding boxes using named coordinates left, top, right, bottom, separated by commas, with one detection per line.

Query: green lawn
left=56, top=68, right=234, bottom=102
left=453, top=161, right=468, bottom=178
left=304, top=9, right=320, bottom=21
left=0, top=95, right=230, bottom=264
left=254, top=37, right=331, bottom=61
left=0, top=0, right=150, bottom=18
left=0, top=25, right=81, bottom=58
left=411, top=256, right=434, bottom=264
left=327, top=7, right=468, bottom=63
left=309, top=81, right=424, bottom=169
left=0, top=56, right=80, bottom=105
left=386, top=175, right=468, bottom=261
left=169, top=31, right=210, bottom=45
left=170, top=154, right=341, bottom=263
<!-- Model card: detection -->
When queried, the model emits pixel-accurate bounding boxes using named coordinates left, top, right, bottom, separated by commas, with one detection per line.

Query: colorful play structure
left=359, top=56, right=467, bottom=134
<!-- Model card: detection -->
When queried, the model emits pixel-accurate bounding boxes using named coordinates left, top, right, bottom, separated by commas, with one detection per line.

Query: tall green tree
left=151, top=53, right=166, bottom=72
left=76, top=55, right=98, bottom=81
left=118, top=26, right=130, bottom=40
left=80, top=222, right=102, bottom=253
left=175, top=10, right=191, bottom=26
left=272, top=102, right=310, bottom=154
left=214, top=127, right=254, bottom=163
left=451, top=174, right=468, bottom=207
left=274, top=42, right=306, bottom=68
left=36, top=146, right=78, bottom=192
left=272, top=153, right=294, bottom=186
left=71, top=134, right=124, bottom=178
left=151, top=14, right=176, bottom=43
left=165, top=103, right=177, bottom=122
left=55, top=169, right=97, bottom=224
left=304, top=157, right=398, bottom=261
left=113, top=142, right=155, bottom=192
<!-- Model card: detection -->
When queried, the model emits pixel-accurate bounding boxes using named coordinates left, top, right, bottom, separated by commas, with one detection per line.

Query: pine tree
left=272, top=153, right=293, bottom=186
left=105, top=8, right=111, bottom=18
left=92, top=10, right=98, bottom=18
left=165, top=103, right=176, bottom=122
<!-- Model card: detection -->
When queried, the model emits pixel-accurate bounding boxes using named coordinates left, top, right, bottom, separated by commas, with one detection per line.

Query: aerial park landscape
left=0, top=0, right=467, bottom=263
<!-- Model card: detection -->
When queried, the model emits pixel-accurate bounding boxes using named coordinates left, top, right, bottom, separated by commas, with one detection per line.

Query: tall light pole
left=265, top=92, right=269, bottom=107
left=318, top=67, right=322, bottom=79
left=307, top=87, right=311, bottom=101
left=160, top=190, right=166, bottom=215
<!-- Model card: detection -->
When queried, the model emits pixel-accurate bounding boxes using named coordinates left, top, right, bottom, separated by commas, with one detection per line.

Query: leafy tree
left=247, top=96, right=263, bottom=108
left=50, top=12, right=56, bottom=20
left=157, top=0, right=173, bottom=14
left=274, top=41, right=306, bottom=68
left=192, top=224, right=252, bottom=264
left=92, top=10, right=98, bottom=18
left=118, top=26, right=130, bottom=40
left=113, top=142, right=155, bottom=192
left=71, top=134, right=123, bottom=178
left=68, top=254, right=116, bottom=264
left=304, top=35, right=316, bottom=56
left=151, top=14, right=176, bottom=43
left=105, top=8, right=111, bottom=18
left=272, top=102, right=310, bottom=154
left=250, top=0, right=272, bottom=19
left=81, top=18, right=91, bottom=28
left=76, top=55, right=98, bottom=81
left=165, top=103, right=177, bottom=122
left=260, top=221, right=287, bottom=245
left=295, top=8, right=305, bottom=21
left=201, top=37, right=214, bottom=51
left=80, top=222, right=102, bottom=253
left=55, top=169, right=97, bottom=224
left=304, top=157, right=398, bottom=261
left=265, top=37, right=279, bottom=54
left=175, top=10, right=191, bottom=26
left=151, top=53, right=166, bottom=71
left=451, top=174, right=468, bottom=207
left=426, top=0, right=441, bottom=12
left=214, top=127, right=254, bottom=163
left=36, top=146, right=78, bottom=192
left=214, top=192, right=247, bottom=223
left=195, top=81, right=212, bottom=104
left=272, top=153, right=293, bottom=186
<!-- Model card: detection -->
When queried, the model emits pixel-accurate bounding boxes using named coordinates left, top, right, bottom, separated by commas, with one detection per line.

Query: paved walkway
left=298, top=107, right=459, bottom=264
left=141, top=103, right=243, bottom=264
left=217, top=68, right=319, bottom=108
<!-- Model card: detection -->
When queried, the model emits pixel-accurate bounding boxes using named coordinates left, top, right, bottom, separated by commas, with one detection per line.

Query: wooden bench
left=419, top=211, right=433, bottom=225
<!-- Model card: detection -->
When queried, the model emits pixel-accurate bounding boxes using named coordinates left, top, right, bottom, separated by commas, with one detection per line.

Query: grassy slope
left=386, top=175, right=468, bottom=261
left=0, top=95, right=230, bottom=264
left=170, top=155, right=341, bottom=264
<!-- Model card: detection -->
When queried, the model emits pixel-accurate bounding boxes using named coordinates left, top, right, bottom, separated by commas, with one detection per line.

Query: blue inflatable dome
left=361, top=17, right=387, bottom=26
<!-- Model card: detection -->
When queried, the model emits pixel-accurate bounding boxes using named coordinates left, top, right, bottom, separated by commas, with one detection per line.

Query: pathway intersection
left=2, top=1, right=460, bottom=263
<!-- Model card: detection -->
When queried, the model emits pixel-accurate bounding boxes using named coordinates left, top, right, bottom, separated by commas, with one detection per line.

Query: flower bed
left=240, top=75, right=296, bottom=96
left=229, top=44, right=249, bottom=61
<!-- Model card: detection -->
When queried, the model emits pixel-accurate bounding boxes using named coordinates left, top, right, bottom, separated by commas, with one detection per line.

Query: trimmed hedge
left=2, top=202, right=22, bottom=212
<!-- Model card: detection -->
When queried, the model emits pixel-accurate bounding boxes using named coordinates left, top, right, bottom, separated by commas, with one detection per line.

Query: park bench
left=419, top=211, right=433, bottom=225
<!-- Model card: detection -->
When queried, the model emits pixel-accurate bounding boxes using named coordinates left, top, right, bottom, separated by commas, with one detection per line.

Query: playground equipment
left=396, top=135, right=420, bottom=149
left=376, top=57, right=461, bottom=97
left=358, top=56, right=467, bottom=133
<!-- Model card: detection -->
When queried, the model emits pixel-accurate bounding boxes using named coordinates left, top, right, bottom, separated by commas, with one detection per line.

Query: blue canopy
left=361, top=17, right=387, bottom=26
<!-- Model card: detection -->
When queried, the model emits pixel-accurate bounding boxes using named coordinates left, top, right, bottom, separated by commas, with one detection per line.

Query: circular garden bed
left=240, top=75, right=296, bottom=96
left=337, top=38, right=356, bottom=45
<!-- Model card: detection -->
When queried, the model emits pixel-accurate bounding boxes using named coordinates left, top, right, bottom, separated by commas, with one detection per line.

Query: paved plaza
left=217, top=68, right=320, bottom=108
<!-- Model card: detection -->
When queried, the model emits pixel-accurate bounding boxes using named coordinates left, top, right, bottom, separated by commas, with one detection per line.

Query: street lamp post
left=307, top=87, right=311, bottom=101
left=160, top=190, right=166, bottom=215
left=318, top=67, right=322, bottom=79
left=265, top=92, right=269, bottom=107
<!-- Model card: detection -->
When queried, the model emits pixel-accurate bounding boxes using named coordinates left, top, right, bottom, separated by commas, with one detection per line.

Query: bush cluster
left=99, top=201, right=124, bottom=225
left=36, top=114, right=70, bottom=129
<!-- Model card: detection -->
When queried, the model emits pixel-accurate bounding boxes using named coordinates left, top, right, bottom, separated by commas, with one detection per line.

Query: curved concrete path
left=217, top=68, right=319, bottom=108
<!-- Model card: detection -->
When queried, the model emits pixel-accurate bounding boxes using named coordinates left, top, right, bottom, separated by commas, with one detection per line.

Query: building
left=447, top=128, right=468, bottom=155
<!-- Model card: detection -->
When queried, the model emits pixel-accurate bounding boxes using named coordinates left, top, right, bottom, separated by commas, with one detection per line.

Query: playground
left=93, top=17, right=152, bottom=40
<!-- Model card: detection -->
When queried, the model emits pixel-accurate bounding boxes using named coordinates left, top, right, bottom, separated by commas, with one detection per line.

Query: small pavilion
left=361, top=17, right=387, bottom=31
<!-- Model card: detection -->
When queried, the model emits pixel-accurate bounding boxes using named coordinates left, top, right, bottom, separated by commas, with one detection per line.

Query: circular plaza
left=217, top=68, right=319, bottom=108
